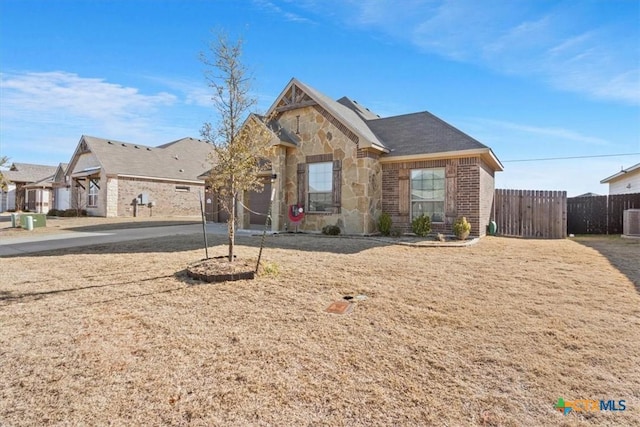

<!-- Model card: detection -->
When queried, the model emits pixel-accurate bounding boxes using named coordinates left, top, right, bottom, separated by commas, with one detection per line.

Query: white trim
left=600, top=162, right=640, bottom=184
left=265, top=78, right=388, bottom=152
left=380, top=148, right=504, bottom=171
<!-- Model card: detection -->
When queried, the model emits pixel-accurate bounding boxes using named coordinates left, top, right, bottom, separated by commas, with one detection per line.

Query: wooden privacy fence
left=567, top=193, right=640, bottom=234
left=494, top=189, right=567, bottom=239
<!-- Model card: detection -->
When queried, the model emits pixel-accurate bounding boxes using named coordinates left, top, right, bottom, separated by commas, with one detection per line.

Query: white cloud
left=0, top=71, right=203, bottom=164
left=252, top=0, right=315, bottom=24
left=292, top=0, right=640, bottom=105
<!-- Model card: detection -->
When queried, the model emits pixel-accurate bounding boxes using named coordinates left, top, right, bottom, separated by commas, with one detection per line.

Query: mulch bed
left=186, top=257, right=256, bottom=282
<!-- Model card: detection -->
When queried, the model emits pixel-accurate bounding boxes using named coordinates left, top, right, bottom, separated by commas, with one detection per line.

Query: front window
left=411, top=168, right=445, bottom=222
left=88, top=180, right=98, bottom=207
left=308, top=162, right=333, bottom=212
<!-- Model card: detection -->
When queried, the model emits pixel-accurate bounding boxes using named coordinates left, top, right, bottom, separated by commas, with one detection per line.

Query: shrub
left=453, top=216, right=471, bottom=239
left=411, top=214, right=431, bottom=237
left=378, top=212, right=392, bottom=236
left=62, top=209, right=87, bottom=217
left=390, top=227, right=402, bottom=237
left=321, top=224, right=341, bottom=235
left=47, top=209, right=59, bottom=217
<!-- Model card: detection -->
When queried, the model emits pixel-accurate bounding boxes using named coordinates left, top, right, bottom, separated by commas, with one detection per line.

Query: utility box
left=623, top=209, right=640, bottom=236
left=10, top=213, right=19, bottom=228
left=20, top=213, right=47, bottom=228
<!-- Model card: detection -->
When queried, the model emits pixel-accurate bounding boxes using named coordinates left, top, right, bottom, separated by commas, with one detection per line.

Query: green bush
left=453, top=216, right=471, bottom=239
left=321, top=224, right=341, bottom=235
left=411, top=214, right=431, bottom=237
left=62, top=209, right=87, bottom=217
left=47, top=209, right=59, bottom=217
left=378, top=212, right=392, bottom=236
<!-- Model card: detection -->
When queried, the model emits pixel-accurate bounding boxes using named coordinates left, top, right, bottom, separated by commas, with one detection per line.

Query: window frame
left=307, top=161, right=333, bottom=213
left=87, top=179, right=99, bottom=208
left=410, top=167, right=445, bottom=223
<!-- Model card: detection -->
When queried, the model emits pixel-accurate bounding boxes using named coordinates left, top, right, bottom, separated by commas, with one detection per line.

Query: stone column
left=271, top=146, right=287, bottom=232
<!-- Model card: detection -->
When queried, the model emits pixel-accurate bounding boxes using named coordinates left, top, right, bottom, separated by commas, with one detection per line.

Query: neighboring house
left=574, top=192, right=601, bottom=197
left=0, top=163, right=57, bottom=213
left=600, top=163, right=640, bottom=195
left=51, top=163, right=71, bottom=211
left=65, top=135, right=215, bottom=217
left=221, top=78, right=503, bottom=236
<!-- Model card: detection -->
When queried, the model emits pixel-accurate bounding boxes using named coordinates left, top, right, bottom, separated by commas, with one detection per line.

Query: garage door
left=248, top=181, right=272, bottom=225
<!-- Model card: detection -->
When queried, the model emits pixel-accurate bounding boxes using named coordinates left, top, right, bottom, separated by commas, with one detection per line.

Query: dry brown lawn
left=1, top=233, right=639, bottom=426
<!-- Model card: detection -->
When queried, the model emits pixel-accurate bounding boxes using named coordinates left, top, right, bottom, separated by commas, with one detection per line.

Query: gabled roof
left=3, top=163, right=57, bottom=184
left=266, top=78, right=389, bottom=152
left=600, top=162, right=640, bottom=184
left=53, top=163, right=69, bottom=183
left=365, top=112, right=503, bottom=170
left=265, top=78, right=503, bottom=171
left=24, top=174, right=55, bottom=189
left=366, top=111, right=488, bottom=156
left=69, top=135, right=215, bottom=182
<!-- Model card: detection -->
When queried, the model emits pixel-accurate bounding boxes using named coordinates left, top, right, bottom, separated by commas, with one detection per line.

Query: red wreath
left=288, top=204, right=305, bottom=223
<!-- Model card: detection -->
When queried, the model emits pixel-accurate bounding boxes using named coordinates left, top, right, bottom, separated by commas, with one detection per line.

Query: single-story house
left=51, top=163, right=71, bottom=211
left=218, top=78, right=503, bottom=236
left=600, top=162, right=640, bottom=195
left=65, top=135, right=215, bottom=217
left=0, top=163, right=57, bottom=213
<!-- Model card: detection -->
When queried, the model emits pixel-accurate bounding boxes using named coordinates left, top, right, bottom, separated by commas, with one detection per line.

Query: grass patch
left=0, top=235, right=638, bottom=425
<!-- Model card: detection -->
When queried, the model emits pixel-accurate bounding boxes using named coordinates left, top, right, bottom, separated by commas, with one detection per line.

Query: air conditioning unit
left=623, top=209, right=640, bottom=236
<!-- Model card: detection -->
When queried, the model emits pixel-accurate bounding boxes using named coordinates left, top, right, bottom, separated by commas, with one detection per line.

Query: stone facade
left=274, top=106, right=382, bottom=234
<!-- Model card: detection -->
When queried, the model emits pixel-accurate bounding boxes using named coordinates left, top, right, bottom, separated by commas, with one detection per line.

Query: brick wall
left=478, top=160, right=495, bottom=237
left=116, top=178, right=203, bottom=217
left=382, top=156, right=490, bottom=236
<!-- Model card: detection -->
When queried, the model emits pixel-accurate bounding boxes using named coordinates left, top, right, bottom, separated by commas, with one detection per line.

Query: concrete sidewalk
left=0, top=222, right=268, bottom=257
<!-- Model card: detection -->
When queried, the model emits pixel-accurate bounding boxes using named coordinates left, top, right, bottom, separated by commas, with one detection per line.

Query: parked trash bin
left=23, top=215, right=34, bottom=231
left=10, top=213, right=19, bottom=228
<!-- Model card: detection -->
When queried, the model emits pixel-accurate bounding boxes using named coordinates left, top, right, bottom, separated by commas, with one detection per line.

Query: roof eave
left=267, top=78, right=388, bottom=152
left=600, top=163, right=640, bottom=184
left=380, top=148, right=504, bottom=171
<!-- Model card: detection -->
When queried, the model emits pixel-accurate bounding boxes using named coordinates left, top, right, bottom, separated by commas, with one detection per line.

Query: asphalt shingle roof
left=77, top=136, right=215, bottom=181
left=365, top=111, right=489, bottom=157
left=4, top=163, right=57, bottom=184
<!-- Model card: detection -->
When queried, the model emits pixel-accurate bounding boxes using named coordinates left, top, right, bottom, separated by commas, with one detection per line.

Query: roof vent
left=179, top=168, right=184, bottom=172
left=174, top=155, right=179, bottom=160
left=146, top=147, right=151, bottom=151
left=134, top=145, right=139, bottom=149
left=107, top=141, right=113, bottom=145
left=121, top=143, right=126, bottom=147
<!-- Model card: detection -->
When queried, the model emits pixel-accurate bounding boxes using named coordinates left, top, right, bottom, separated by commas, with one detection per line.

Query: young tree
left=200, top=34, right=273, bottom=262
left=0, top=156, right=9, bottom=191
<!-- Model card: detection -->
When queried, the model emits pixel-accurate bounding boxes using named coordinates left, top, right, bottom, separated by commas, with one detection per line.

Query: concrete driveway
left=0, top=222, right=264, bottom=256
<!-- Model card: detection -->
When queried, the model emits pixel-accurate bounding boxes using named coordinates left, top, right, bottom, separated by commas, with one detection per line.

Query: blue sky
left=1, top=0, right=638, bottom=196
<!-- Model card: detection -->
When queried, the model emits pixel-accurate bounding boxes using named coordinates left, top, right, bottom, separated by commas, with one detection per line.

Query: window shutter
left=297, top=163, right=306, bottom=207
left=445, top=163, right=457, bottom=221
left=398, top=168, right=409, bottom=215
left=332, top=160, right=342, bottom=214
